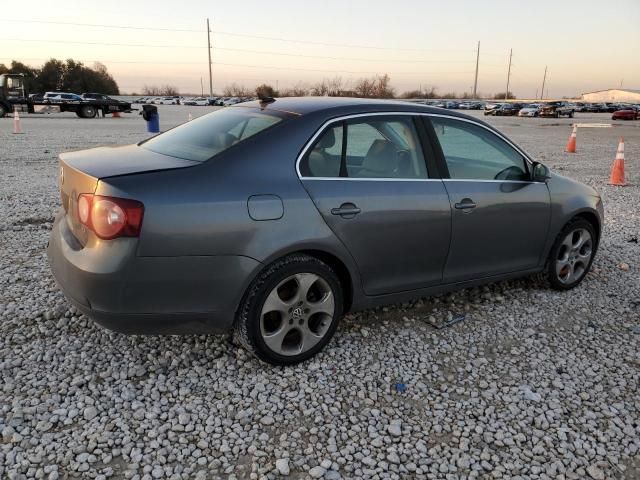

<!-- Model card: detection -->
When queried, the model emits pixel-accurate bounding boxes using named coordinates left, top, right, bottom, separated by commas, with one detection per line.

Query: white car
left=184, top=97, right=209, bottom=106
left=518, top=105, right=541, bottom=117
left=223, top=97, right=241, bottom=106
left=157, top=97, right=178, bottom=105
left=44, top=92, right=83, bottom=101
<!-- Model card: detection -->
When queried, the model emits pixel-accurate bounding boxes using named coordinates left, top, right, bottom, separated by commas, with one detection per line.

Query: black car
left=486, top=103, right=523, bottom=116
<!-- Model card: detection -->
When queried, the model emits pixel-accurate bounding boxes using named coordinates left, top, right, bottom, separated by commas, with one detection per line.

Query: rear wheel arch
left=240, top=248, right=355, bottom=316
left=298, top=249, right=354, bottom=313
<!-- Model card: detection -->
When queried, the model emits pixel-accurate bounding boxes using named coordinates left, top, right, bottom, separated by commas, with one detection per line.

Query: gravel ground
left=1, top=106, right=639, bottom=480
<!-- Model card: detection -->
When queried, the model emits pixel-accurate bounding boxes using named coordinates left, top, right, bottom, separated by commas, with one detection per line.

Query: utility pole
left=505, top=48, right=512, bottom=100
left=473, top=41, right=480, bottom=99
left=540, top=66, right=547, bottom=101
left=535, top=88, right=538, bottom=100
left=206, top=18, right=213, bottom=97
left=200, top=77, right=204, bottom=96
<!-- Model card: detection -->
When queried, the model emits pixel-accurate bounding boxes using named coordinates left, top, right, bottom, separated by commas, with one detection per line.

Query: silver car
left=48, top=97, right=604, bottom=364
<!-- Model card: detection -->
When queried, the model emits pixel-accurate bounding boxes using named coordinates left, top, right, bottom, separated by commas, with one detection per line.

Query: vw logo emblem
left=292, top=307, right=304, bottom=320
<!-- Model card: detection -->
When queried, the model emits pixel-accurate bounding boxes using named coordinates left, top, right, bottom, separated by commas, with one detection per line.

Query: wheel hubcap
left=555, top=228, right=593, bottom=284
left=260, top=273, right=335, bottom=356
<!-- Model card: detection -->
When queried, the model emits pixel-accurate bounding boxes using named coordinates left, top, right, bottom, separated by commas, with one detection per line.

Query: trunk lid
left=59, top=144, right=198, bottom=245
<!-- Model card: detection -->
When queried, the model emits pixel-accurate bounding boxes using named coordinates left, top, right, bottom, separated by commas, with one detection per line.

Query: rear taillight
left=77, top=194, right=144, bottom=240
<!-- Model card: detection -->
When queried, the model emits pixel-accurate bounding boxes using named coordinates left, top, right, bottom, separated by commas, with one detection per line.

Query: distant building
left=581, top=89, right=640, bottom=103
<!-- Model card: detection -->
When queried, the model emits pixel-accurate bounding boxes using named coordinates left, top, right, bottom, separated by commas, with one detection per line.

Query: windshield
left=141, top=107, right=287, bottom=162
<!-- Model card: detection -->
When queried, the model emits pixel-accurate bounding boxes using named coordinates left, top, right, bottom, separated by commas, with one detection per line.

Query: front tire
left=546, top=218, right=597, bottom=290
left=235, top=254, right=343, bottom=365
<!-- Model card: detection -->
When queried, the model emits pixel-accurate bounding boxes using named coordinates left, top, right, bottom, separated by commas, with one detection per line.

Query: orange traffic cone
left=112, top=111, right=121, bottom=118
left=565, top=125, right=577, bottom=153
left=609, top=137, right=626, bottom=186
left=13, top=106, right=23, bottom=134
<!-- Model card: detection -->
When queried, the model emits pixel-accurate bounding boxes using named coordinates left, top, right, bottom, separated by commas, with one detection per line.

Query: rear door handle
left=454, top=198, right=477, bottom=210
left=331, top=203, right=361, bottom=217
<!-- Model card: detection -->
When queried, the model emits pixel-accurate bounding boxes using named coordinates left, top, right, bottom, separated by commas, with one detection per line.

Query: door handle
left=331, top=203, right=361, bottom=217
left=454, top=198, right=477, bottom=210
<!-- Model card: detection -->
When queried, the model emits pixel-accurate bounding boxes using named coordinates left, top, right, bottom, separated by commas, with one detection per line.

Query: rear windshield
left=141, top=107, right=286, bottom=162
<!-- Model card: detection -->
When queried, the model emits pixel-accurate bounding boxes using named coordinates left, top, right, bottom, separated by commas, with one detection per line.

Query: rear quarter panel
left=96, top=113, right=362, bottom=302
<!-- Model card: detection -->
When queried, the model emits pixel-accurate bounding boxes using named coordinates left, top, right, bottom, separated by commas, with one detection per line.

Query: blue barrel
left=147, top=113, right=160, bottom=133
left=142, top=105, right=160, bottom=133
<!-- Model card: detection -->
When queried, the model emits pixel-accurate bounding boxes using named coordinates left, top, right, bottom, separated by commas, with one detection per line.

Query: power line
left=1, top=55, right=473, bottom=76
left=0, top=37, right=204, bottom=49
left=211, top=61, right=473, bottom=76
left=215, top=46, right=475, bottom=64
left=0, top=56, right=473, bottom=72
left=0, top=18, right=477, bottom=54
left=28, top=37, right=480, bottom=64
left=213, top=30, right=475, bottom=53
left=0, top=37, right=477, bottom=64
left=0, top=18, right=201, bottom=32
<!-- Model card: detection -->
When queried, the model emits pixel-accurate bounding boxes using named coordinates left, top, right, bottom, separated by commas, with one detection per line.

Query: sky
left=1, top=0, right=638, bottom=97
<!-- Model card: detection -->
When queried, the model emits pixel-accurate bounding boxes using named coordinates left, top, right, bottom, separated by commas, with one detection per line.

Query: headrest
left=317, top=128, right=336, bottom=149
left=362, top=139, right=397, bottom=174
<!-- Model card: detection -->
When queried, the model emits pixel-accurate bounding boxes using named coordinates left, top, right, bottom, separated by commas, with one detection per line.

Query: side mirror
left=531, top=162, right=551, bottom=182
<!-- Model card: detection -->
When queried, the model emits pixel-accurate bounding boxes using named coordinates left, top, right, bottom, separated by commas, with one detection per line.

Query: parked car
left=518, top=104, right=541, bottom=117
left=494, top=103, right=524, bottom=116
left=612, top=106, right=640, bottom=120
left=539, top=102, right=575, bottom=118
left=185, top=97, right=210, bottom=106
left=82, top=93, right=113, bottom=101
left=48, top=97, right=603, bottom=365
left=43, top=92, right=83, bottom=101
left=573, top=103, right=588, bottom=112
left=458, top=102, right=483, bottom=110
left=157, top=97, right=179, bottom=105
left=223, top=97, right=241, bottom=106
left=483, top=103, right=503, bottom=115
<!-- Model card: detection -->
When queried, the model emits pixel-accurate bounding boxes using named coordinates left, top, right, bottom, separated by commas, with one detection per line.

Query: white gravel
left=1, top=106, right=639, bottom=479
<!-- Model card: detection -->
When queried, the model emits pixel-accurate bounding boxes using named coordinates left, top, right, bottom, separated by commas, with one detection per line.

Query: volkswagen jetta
left=48, top=97, right=604, bottom=365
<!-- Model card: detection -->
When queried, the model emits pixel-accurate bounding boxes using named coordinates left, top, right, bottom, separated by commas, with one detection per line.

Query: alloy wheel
left=260, top=273, right=335, bottom=356
left=555, top=228, right=593, bottom=284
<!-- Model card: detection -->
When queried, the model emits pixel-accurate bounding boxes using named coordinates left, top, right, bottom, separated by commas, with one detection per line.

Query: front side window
left=300, top=116, right=428, bottom=179
left=431, top=117, right=529, bottom=181
left=141, top=108, right=287, bottom=162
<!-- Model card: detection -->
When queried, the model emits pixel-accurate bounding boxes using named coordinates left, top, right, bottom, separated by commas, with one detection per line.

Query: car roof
left=230, top=96, right=473, bottom=118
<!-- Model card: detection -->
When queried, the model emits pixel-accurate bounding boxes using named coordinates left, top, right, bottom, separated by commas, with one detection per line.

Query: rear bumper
left=47, top=210, right=260, bottom=334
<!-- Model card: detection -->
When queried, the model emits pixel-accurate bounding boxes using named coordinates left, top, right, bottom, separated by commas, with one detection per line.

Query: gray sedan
left=48, top=97, right=603, bottom=365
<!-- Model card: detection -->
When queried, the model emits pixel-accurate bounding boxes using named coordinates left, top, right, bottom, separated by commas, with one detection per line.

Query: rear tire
left=79, top=105, right=97, bottom=119
left=545, top=218, right=597, bottom=290
left=234, top=254, right=343, bottom=365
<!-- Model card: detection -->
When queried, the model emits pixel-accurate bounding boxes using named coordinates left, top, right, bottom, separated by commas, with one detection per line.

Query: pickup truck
left=539, top=101, right=575, bottom=118
left=0, top=74, right=133, bottom=118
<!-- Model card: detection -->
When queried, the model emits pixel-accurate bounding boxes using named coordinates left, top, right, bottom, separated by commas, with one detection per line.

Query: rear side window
left=141, top=108, right=286, bottom=162
left=300, top=116, right=428, bottom=179
left=431, top=117, right=528, bottom=181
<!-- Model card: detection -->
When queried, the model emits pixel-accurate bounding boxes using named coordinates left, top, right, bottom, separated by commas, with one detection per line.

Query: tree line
left=0, top=59, right=119, bottom=95
left=223, top=75, right=514, bottom=100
